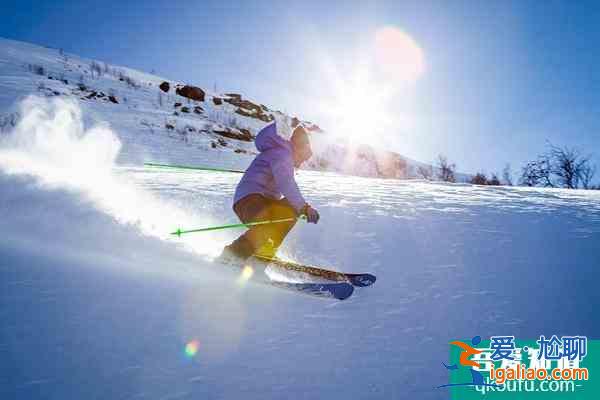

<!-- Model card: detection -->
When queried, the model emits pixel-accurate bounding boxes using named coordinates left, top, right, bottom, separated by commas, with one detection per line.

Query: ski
left=268, top=280, right=354, bottom=300
left=214, top=258, right=354, bottom=300
left=251, top=255, right=376, bottom=287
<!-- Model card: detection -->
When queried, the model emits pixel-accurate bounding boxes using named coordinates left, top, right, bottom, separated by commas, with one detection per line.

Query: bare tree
left=519, top=155, right=554, bottom=187
left=520, top=143, right=596, bottom=189
left=488, top=173, right=501, bottom=186
left=519, top=161, right=539, bottom=187
left=550, top=144, right=593, bottom=189
left=579, top=163, right=596, bottom=189
left=436, top=155, right=456, bottom=182
left=417, top=165, right=434, bottom=180
left=538, top=154, right=555, bottom=187
left=502, top=163, right=513, bottom=186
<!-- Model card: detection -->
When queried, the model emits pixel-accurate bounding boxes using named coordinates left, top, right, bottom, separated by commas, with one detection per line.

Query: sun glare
left=315, top=26, right=425, bottom=147
left=327, top=72, right=393, bottom=145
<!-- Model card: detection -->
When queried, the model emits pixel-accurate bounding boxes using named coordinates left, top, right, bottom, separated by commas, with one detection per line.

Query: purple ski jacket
left=233, top=122, right=306, bottom=213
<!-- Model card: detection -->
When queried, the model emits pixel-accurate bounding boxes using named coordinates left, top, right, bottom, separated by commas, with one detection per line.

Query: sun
left=311, top=26, right=425, bottom=148
left=326, top=71, right=394, bottom=146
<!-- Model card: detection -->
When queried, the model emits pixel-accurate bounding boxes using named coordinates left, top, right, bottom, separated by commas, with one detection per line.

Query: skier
left=218, top=121, right=320, bottom=264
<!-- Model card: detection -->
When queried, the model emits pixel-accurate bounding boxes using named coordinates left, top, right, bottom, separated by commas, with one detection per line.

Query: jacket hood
left=255, top=122, right=291, bottom=153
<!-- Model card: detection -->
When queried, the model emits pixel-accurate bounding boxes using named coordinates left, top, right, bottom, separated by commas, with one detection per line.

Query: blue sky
left=2, top=0, right=599, bottom=176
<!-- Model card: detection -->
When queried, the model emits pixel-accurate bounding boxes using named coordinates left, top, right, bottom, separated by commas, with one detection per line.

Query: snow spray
left=0, top=95, right=221, bottom=256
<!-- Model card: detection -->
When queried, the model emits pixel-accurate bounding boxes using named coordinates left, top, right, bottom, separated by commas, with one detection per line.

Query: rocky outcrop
left=213, top=127, right=253, bottom=142
left=212, top=97, right=222, bottom=105
left=234, top=108, right=254, bottom=118
left=234, top=107, right=274, bottom=122
left=175, top=85, right=205, bottom=102
left=224, top=96, right=261, bottom=113
left=224, top=95, right=274, bottom=122
left=239, top=128, right=252, bottom=139
left=193, top=106, right=203, bottom=114
left=159, top=81, right=170, bottom=92
left=256, top=113, right=275, bottom=123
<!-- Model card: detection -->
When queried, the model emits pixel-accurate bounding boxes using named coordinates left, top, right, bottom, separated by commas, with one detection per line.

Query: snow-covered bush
left=28, top=64, right=45, bottom=76
left=0, top=112, right=20, bottom=133
left=117, top=71, right=140, bottom=89
left=90, top=61, right=103, bottom=78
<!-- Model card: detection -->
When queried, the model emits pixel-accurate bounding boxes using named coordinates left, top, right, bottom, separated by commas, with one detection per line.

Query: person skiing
left=218, top=121, right=320, bottom=264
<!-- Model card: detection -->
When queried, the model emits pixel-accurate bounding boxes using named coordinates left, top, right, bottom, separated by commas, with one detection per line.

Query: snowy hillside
left=0, top=37, right=429, bottom=179
left=1, top=38, right=600, bottom=399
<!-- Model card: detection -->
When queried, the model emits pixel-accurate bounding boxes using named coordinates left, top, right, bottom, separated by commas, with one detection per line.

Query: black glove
left=301, top=204, right=320, bottom=224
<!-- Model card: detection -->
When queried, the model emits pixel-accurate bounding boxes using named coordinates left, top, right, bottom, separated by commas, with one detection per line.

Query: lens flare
left=185, top=340, right=200, bottom=358
left=236, top=265, right=254, bottom=286
left=374, top=26, right=425, bottom=82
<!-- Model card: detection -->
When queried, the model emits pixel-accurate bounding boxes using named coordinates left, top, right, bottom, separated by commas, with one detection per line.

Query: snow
left=1, top=37, right=600, bottom=399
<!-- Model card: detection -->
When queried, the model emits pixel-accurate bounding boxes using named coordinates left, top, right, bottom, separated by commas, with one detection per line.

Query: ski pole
left=171, top=216, right=304, bottom=237
left=144, top=162, right=244, bottom=174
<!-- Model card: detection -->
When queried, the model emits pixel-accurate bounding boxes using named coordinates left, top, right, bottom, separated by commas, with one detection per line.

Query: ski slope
left=1, top=38, right=600, bottom=399
left=1, top=96, right=600, bottom=399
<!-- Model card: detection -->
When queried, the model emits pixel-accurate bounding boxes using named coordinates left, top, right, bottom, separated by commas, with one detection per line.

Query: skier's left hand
left=301, top=204, right=320, bottom=224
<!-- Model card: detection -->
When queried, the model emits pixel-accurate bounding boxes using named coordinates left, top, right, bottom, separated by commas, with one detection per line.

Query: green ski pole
left=171, top=216, right=304, bottom=237
left=144, top=162, right=244, bottom=174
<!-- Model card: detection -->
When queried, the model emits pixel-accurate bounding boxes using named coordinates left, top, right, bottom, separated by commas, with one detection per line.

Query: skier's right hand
left=301, top=204, right=320, bottom=224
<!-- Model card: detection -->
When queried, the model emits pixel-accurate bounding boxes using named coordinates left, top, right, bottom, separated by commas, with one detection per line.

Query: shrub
left=471, top=172, right=488, bottom=185
left=436, top=155, right=456, bottom=182
left=90, top=61, right=103, bottom=78
left=29, top=64, right=45, bottom=76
